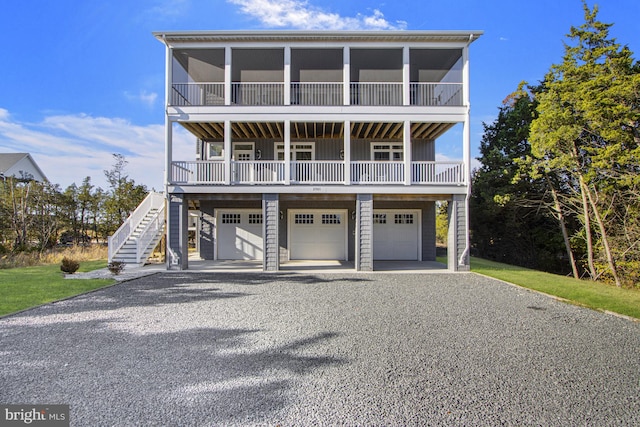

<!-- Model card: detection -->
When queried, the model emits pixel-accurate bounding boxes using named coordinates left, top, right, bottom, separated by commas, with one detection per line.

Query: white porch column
left=343, top=47, right=350, bottom=105
left=403, top=46, right=410, bottom=106
left=165, top=119, right=173, bottom=186
left=164, top=45, right=173, bottom=186
left=403, top=120, right=412, bottom=185
left=225, top=47, right=231, bottom=106
left=462, top=45, right=471, bottom=186
left=284, top=46, right=291, bottom=106
left=284, top=119, right=291, bottom=185
left=344, top=120, right=351, bottom=184
left=224, top=120, right=232, bottom=184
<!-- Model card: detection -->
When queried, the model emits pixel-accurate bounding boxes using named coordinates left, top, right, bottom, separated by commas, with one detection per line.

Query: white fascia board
left=153, top=30, right=484, bottom=46
left=162, top=40, right=474, bottom=50
left=167, top=184, right=468, bottom=195
left=168, top=107, right=468, bottom=123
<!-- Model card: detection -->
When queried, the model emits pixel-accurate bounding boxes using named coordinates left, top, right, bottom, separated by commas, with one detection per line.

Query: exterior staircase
left=108, top=192, right=165, bottom=267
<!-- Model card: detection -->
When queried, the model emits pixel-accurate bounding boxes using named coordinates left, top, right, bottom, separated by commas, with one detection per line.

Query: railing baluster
left=169, top=160, right=464, bottom=186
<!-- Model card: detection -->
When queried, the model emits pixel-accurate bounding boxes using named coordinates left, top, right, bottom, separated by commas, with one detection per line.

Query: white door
left=289, top=210, right=347, bottom=260
left=216, top=210, right=263, bottom=260
left=373, top=210, right=421, bottom=260
left=233, top=143, right=255, bottom=182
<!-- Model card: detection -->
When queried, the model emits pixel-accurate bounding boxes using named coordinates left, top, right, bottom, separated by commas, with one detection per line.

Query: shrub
left=60, top=257, right=80, bottom=274
left=108, top=261, right=125, bottom=275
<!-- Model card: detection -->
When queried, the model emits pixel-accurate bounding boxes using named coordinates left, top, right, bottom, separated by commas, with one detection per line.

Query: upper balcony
left=169, top=47, right=465, bottom=108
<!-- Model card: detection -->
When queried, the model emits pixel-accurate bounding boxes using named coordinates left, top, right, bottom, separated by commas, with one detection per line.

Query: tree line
left=471, top=2, right=639, bottom=287
left=0, top=154, right=148, bottom=255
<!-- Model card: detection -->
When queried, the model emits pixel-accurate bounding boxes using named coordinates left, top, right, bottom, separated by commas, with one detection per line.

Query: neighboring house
left=0, top=153, right=48, bottom=182
left=149, top=30, right=482, bottom=271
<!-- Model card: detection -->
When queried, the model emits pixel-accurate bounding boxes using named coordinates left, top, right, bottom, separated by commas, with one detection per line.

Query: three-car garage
left=214, top=208, right=421, bottom=262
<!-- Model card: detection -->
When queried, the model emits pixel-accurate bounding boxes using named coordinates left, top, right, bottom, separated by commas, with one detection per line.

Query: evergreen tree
left=471, top=84, right=567, bottom=273
left=529, top=1, right=640, bottom=286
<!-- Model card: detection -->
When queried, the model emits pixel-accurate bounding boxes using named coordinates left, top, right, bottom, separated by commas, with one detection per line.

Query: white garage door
left=217, top=210, right=263, bottom=260
left=373, top=210, right=420, bottom=260
left=289, top=210, right=347, bottom=260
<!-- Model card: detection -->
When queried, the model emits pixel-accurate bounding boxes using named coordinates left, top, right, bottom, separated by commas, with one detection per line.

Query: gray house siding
left=218, top=138, right=434, bottom=162
left=448, top=194, right=469, bottom=271
left=199, top=201, right=215, bottom=261
left=167, top=194, right=188, bottom=269
left=356, top=194, right=374, bottom=271
left=263, top=194, right=279, bottom=271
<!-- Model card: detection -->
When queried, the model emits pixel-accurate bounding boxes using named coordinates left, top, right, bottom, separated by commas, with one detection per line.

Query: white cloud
left=0, top=109, right=193, bottom=191
left=142, top=0, right=191, bottom=22
left=124, top=90, right=159, bottom=108
left=228, top=0, right=407, bottom=30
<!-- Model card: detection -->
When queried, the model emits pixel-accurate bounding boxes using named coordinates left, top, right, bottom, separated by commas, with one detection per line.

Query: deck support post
left=263, top=194, right=280, bottom=272
left=448, top=194, right=470, bottom=271
left=355, top=194, right=374, bottom=271
left=167, top=193, right=189, bottom=270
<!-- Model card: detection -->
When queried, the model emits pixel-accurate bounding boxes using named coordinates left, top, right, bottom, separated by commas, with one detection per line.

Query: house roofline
left=153, top=30, right=483, bottom=46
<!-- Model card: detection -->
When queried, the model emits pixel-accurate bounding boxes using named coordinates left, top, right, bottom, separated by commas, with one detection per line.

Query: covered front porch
left=168, top=120, right=467, bottom=188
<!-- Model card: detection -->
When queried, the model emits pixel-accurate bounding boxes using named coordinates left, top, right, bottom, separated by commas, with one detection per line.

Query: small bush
left=60, top=257, right=80, bottom=274
left=108, top=261, right=125, bottom=275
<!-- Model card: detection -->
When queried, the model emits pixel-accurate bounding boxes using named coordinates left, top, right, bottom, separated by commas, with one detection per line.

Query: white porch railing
left=232, top=161, right=285, bottom=184
left=291, top=161, right=344, bottom=184
left=410, top=83, right=463, bottom=106
left=171, top=83, right=225, bottom=106
left=412, top=162, right=465, bottom=184
left=172, top=161, right=225, bottom=184
left=135, top=203, right=165, bottom=265
left=350, top=82, right=403, bottom=105
left=169, top=82, right=464, bottom=107
left=351, top=162, right=405, bottom=184
left=169, top=82, right=463, bottom=106
left=108, top=192, right=165, bottom=262
left=231, top=83, right=284, bottom=105
left=290, top=83, right=343, bottom=105
left=169, top=161, right=465, bottom=185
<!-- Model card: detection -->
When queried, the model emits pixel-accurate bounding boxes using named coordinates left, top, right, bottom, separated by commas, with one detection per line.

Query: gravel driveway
left=1, top=272, right=639, bottom=426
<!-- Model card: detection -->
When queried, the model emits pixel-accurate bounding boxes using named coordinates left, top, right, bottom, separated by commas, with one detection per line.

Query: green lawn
left=470, top=257, right=640, bottom=320
left=0, top=261, right=115, bottom=317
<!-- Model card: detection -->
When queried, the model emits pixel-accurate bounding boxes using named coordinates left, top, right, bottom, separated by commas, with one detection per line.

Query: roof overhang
left=153, top=30, right=483, bottom=46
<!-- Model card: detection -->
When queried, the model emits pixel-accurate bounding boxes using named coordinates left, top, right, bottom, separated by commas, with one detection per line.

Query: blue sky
left=0, top=0, right=638, bottom=190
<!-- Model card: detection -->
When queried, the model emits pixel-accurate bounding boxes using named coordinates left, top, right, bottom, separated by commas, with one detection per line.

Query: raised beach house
left=110, top=30, right=482, bottom=271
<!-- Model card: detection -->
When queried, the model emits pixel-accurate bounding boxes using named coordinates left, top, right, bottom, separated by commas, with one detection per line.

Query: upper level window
left=371, top=143, right=403, bottom=161
left=276, top=143, right=315, bottom=161
left=207, top=142, right=224, bottom=160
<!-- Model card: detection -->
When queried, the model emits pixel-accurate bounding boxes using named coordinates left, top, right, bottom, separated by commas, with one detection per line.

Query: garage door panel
left=373, top=210, right=420, bottom=260
left=217, top=210, right=263, bottom=260
left=290, top=211, right=346, bottom=260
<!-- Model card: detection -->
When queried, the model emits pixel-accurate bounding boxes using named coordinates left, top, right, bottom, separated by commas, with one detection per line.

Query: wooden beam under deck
left=179, top=121, right=456, bottom=141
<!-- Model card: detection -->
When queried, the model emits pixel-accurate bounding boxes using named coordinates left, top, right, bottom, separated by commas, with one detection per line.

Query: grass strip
left=471, top=257, right=640, bottom=320
left=0, top=260, right=114, bottom=317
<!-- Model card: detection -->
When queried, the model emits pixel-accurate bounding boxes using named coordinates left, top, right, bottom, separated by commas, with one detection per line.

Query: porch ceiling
left=180, top=121, right=455, bottom=141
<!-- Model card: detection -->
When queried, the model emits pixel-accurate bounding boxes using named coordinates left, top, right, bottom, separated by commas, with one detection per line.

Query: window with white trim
left=222, top=213, right=241, bottom=224
left=371, top=143, right=403, bottom=161
left=276, top=143, right=315, bottom=161
left=207, top=142, right=224, bottom=160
